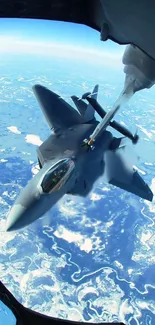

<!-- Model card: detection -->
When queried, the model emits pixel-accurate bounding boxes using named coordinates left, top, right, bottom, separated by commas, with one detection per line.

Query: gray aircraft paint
left=33, top=84, right=82, bottom=131
left=6, top=84, right=153, bottom=232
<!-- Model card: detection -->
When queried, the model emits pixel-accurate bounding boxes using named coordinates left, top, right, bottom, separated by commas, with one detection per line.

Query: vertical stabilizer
left=83, top=84, right=99, bottom=122
left=71, top=95, right=87, bottom=116
left=71, top=85, right=99, bottom=123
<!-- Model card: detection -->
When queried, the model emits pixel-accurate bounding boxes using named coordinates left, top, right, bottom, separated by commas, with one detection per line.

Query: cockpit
left=41, top=158, right=75, bottom=194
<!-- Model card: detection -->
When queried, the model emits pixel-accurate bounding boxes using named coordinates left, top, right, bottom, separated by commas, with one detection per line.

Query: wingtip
left=32, top=84, right=44, bottom=93
left=5, top=220, right=15, bottom=232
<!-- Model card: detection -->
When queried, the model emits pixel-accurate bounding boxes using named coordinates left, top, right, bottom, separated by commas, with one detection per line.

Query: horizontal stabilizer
left=33, top=84, right=82, bottom=132
left=104, top=149, right=153, bottom=202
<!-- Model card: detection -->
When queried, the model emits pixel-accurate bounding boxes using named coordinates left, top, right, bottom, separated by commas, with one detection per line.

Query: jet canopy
left=41, top=158, right=75, bottom=194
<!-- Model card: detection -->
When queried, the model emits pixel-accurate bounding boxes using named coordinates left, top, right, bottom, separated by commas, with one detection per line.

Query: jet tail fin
left=83, top=84, right=99, bottom=122
left=71, top=95, right=87, bottom=116
left=71, top=85, right=99, bottom=123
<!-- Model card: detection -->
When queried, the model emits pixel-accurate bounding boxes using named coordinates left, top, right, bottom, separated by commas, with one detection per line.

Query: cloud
left=0, top=36, right=123, bottom=68
left=7, top=126, right=21, bottom=134
left=25, top=134, right=43, bottom=146
left=54, top=225, right=93, bottom=253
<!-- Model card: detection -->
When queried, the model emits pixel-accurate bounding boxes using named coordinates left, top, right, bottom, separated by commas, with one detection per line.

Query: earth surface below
left=0, top=54, right=155, bottom=325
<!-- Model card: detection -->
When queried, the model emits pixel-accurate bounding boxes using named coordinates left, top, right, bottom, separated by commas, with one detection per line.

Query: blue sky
left=0, top=18, right=120, bottom=51
left=0, top=19, right=125, bottom=67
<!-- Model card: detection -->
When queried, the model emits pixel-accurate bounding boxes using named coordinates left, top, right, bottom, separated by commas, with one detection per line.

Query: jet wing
left=104, top=149, right=153, bottom=202
left=33, top=85, right=82, bottom=132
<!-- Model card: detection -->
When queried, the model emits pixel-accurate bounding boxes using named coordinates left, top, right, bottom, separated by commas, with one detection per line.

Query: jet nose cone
left=6, top=204, right=26, bottom=232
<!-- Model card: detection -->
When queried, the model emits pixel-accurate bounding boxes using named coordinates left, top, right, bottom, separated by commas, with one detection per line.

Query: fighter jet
left=6, top=84, right=153, bottom=232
